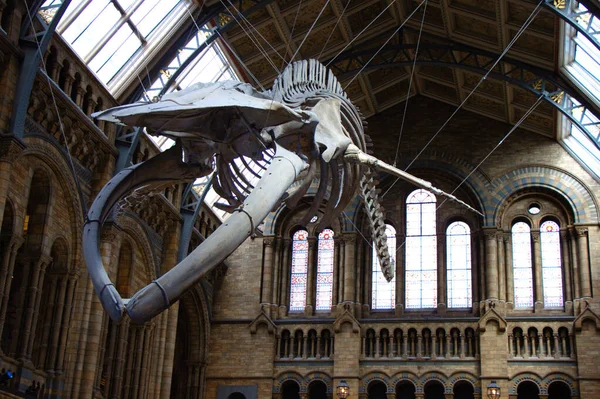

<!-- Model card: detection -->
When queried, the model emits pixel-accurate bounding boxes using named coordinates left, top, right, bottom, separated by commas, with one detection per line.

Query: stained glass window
left=512, top=222, right=533, bottom=308
left=372, top=224, right=396, bottom=310
left=316, top=229, right=334, bottom=311
left=447, top=221, right=471, bottom=308
left=290, top=229, right=308, bottom=312
left=405, top=189, right=437, bottom=309
left=541, top=221, right=564, bottom=308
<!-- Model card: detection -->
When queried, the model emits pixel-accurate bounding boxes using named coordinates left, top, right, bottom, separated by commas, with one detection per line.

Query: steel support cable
left=437, top=95, right=545, bottom=211
left=184, top=7, right=263, bottom=89
left=326, top=0, right=398, bottom=67
left=393, top=0, right=428, bottom=168
left=286, top=0, right=331, bottom=67
left=317, top=0, right=352, bottom=61
left=284, top=0, right=303, bottom=63
left=223, top=0, right=286, bottom=69
left=224, top=0, right=286, bottom=64
left=21, top=0, right=88, bottom=216
left=381, top=0, right=544, bottom=199
left=219, top=0, right=282, bottom=75
left=342, top=0, right=427, bottom=91
left=216, top=30, right=265, bottom=90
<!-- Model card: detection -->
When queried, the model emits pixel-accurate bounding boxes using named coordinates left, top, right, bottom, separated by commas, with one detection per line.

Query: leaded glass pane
left=290, top=230, right=308, bottom=312
left=541, top=221, right=563, bottom=308
left=405, top=189, right=437, bottom=309
left=512, top=222, right=533, bottom=308
left=372, top=225, right=396, bottom=310
left=316, top=229, right=334, bottom=311
left=447, top=221, right=472, bottom=308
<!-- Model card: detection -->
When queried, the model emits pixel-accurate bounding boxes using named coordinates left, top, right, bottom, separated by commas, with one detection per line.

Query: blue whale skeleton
left=85, top=59, right=481, bottom=323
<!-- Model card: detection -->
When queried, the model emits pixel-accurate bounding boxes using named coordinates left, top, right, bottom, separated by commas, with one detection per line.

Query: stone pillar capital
left=0, top=135, right=26, bottom=163
left=264, top=238, right=275, bottom=247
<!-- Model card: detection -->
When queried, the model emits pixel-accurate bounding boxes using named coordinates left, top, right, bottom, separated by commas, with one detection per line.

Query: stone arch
left=510, top=372, right=543, bottom=396
left=359, top=372, right=391, bottom=394
left=170, top=284, right=211, bottom=397
left=48, top=236, right=70, bottom=273
left=448, top=372, right=481, bottom=395
left=389, top=372, right=419, bottom=394
left=404, top=156, right=489, bottom=217
left=274, top=371, right=305, bottom=393
left=418, top=372, right=449, bottom=394
left=490, top=166, right=598, bottom=225
left=541, top=373, right=578, bottom=396
left=116, top=214, right=158, bottom=283
left=304, top=372, right=332, bottom=394
left=17, top=143, right=86, bottom=267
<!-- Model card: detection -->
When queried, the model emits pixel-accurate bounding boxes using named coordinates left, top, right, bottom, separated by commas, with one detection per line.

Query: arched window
left=512, top=221, right=533, bottom=308
left=405, top=189, right=437, bottom=309
left=290, top=229, right=308, bottom=312
left=316, top=229, right=334, bottom=311
left=372, top=224, right=396, bottom=310
left=446, top=221, right=472, bottom=308
left=540, top=221, right=564, bottom=308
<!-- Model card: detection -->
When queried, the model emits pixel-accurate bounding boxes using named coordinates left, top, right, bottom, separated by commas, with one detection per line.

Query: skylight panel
left=55, top=0, right=187, bottom=88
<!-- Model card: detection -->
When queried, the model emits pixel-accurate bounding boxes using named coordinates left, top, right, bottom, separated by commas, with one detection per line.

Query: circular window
left=528, top=203, right=541, bottom=215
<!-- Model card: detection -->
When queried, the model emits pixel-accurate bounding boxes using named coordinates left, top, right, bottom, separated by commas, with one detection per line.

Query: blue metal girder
left=116, top=0, right=273, bottom=173
left=327, top=41, right=600, bottom=149
left=542, top=0, right=600, bottom=53
left=178, top=175, right=214, bottom=262
left=9, top=0, right=71, bottom=138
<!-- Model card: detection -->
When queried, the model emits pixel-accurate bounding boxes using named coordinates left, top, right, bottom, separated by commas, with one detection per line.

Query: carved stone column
left=575, top=228, right=591, bottom=298
left=483, top=228, right=498, bottom=300
left=560, top=230, right=572, bottom=303
left=305, top=237, right=317, bottom=315
left=437, top=233, right=446, bottom=312
left=45, top=276, right=68, bottom=372
left=261, top=238, right=275, bottom=307
left=343, top=234, right=356, bottom=303
left=507, top=333, right=514, bottom=358
left=271, top=238, right=281, bottom=311
left=355, top=236, right=363, bottom=311
left=56, top=276, right=78, bottom=373
left=531, top=231, right=543, bottom=309
left=504, top=233, right=514, bottom=308
left=332, top=238, right=341, bottom=309
left=20, top=254, right=52, bottom=360
left=497, top=233, right=506, bottom=302
left=569, top=228, right=580, bottom=299
left=280, top=238, right=291, bottom=317
left=553, top=333, right=560, bottom=359
left=0, top=235, right=23, bottom=343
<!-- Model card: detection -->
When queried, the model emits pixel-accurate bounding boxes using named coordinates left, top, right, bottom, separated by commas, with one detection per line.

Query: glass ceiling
left=45, top=0, right=600, bottom=221
left=560, top=1, right=600, bottom=179
left=48, top=0, right=248, bottom=220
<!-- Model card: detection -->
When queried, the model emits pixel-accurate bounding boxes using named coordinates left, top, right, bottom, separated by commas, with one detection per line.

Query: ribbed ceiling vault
left=207, top=0, right=564, bottom=138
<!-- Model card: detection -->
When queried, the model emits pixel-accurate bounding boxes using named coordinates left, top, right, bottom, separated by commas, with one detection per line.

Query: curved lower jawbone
left=83, top=144, right=307, bottom=323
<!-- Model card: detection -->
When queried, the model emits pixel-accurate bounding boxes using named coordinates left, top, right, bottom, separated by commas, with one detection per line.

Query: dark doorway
left=548, top=381, right=572, bottom=399
left=424, top=381, right=445, bottom=399
left=453, top=381, right=474, bottom=399
left=282, top=381, right=300, bottom=399
left=517, top=381, right=540, bottom=399
left=228, top=393, right=246, bottom=399
left=396, top=381, right=416, bottom=399
left=368, top=381, right=388, bottom=399
left=308, top=381, right=327, bottom=399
